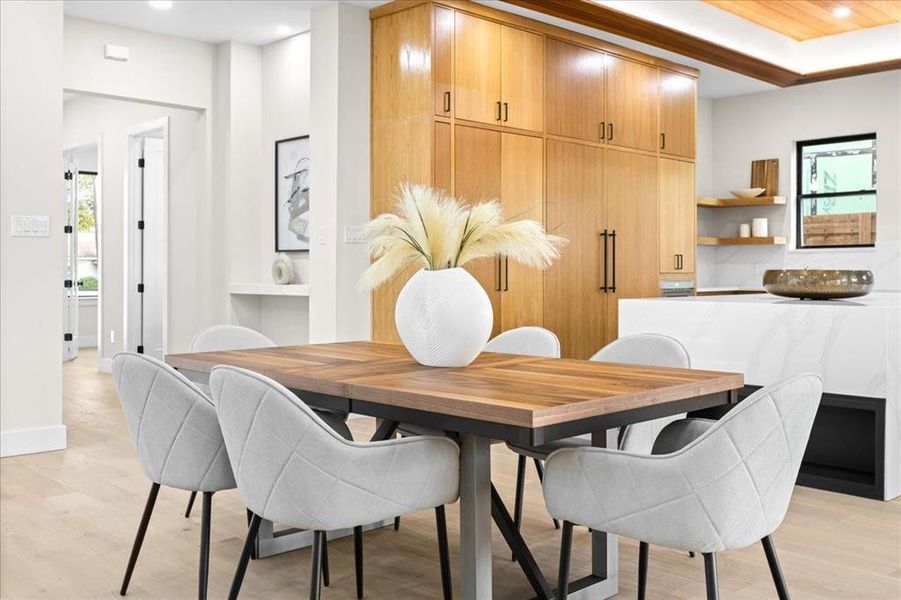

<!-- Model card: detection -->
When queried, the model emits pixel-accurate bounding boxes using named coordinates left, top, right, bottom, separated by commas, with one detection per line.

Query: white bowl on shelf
left=730, top=187, right=766, bottom=199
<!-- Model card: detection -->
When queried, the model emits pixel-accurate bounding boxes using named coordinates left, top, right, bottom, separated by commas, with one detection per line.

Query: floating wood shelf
left=698, top=236, right=786, bottom=246
left=228, top=283, right=310, bottom=297
left=697, top=196, right=786, bottom=207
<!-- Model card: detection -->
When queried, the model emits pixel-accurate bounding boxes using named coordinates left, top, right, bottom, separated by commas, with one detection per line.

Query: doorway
left=125, top=119, right=169, bottom=360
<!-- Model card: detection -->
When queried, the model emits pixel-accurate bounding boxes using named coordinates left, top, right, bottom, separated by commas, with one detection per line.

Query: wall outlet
left=318, top=226, right=328, bottom=246
left=10, top=215, right=50, bottom=237
left=344, top=225, right=367, bottom=244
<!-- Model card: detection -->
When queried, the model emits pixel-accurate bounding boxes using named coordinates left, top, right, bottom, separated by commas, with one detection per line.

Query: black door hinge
left=64, top=171, right=73, bottom=180
left=137, top=158, right=145, bottom=168
left=64, top=225, right=73, bottom=233
left=136, top=345, right=144, bottom=354
left=137, top=220, right=145, bottom=230
left=64, top=279, right=73, bottom=288
left=64, top=333, right=73, bottom=341
left=137, top=283, right=144, bottom=293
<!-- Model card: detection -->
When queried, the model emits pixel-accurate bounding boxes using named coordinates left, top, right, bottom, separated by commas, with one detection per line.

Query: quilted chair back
left=112, top=352, right=236, bottom=492
left=591, top=334, right=691, bottom=453
left=485, top=326, right=560, bottom=358
left=211, top=366, right=460, bottom=531
left=545, top=373, right=823, bottom=553
left=189, top=325, right=275, bottom=352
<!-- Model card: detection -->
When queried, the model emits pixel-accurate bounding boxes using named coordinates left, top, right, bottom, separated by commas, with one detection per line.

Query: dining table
left=165, top=341, right=744, bottom=600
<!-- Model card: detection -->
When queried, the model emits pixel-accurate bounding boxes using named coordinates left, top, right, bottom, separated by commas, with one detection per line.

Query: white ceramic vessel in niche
left=395, top=268, right=493, bottom=367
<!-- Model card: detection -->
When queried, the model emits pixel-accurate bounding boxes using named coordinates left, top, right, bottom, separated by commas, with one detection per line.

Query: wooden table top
left=166, top=341, right=743, bottom=429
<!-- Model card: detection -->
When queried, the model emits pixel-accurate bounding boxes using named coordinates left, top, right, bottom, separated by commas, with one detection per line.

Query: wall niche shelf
left=697, top=196, right=786, bottom=208
left=698, top=236, right=786, bottom=246
left=228, top=283, right=310, bottom=297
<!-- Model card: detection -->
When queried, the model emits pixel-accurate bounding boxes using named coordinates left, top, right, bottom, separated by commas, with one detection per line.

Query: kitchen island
left=620, top=291, right=900, bottom=500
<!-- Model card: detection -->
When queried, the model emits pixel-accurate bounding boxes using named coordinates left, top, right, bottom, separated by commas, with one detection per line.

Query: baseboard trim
left=97, top=358, right=113, bottom=373
left=1, top=425, right=67, bottom=458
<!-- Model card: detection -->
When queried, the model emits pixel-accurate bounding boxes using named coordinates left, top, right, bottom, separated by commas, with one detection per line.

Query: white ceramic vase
left=395, top=267, right=493, bottom=367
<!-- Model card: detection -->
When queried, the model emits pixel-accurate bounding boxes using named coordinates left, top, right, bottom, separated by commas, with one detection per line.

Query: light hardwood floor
left=1, top=349, right=899, bottom=599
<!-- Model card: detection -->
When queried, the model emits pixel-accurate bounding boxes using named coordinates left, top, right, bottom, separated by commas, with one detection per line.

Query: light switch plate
left=344, top=225, right=367, bottom=244
left=10, top=215, right=50, bottom=237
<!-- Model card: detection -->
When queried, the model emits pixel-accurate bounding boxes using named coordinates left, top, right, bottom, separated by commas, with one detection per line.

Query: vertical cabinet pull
left=495, top=255, right=502, bottom=291
left=443, top=91, right=451, bottom=112
left=608, top=123, right=614, bottom=141
left=496, top=101, right=502, bottom=121
left=600, top=122, right=606, bottom=141
left=674, top=253, right=683, bottom=270
left=503, top=102, right=509, bottom=122
left=600, top=230, right=608, bottom=292
left=610, top=230, right=617, bottom=292
left=674, top=254, right=679, bottom=270
left=503, top=256, right=509, bottom=291
left=660, top=132, right=666, bottom=149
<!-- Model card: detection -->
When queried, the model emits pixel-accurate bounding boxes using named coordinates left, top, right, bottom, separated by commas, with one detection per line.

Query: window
left=76, top=171, right=99, bottom=292
left=797, top=133, right=876, bottom=249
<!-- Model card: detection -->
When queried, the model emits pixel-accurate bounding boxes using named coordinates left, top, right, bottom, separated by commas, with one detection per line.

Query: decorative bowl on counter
left=762, top=269, right=874, bottom=300
left=730, top=187, right=766, bottom=199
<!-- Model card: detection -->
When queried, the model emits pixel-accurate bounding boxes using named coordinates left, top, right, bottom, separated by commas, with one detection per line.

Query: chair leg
left=198, top=492, right=213, bottom=600
left=321, top=532, right=330, bottom=587
left=557, top=521, right=574, bottom=600
left=394, top=516, right=401, bottom=531
left=120, top=482, right=160, bottom=596
left=354, top=526, right=364, bottom=599
left=435, top=506, right=453, bottom=600
left=310, top=531, right=324, bottom=600
left=703, top=552, right=719, bottom=600
left=761, top=536, right=790, bottom=600
left=638, top=541, right=649, bottom=600
left=185, top=491, right=197, bottom=518
left=532, top=459, right=560, bottom=530
left=511, top=454, right=526, bottom=561
left=228, top=513, right=262, bottom=600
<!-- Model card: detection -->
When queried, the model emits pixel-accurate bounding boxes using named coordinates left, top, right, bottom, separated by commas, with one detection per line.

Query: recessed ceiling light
left=832, top=6, right=851, bottom=18
left=276, top=25, right=292, bottom=35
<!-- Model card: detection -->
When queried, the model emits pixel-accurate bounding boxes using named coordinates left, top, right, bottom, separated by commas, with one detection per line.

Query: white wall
left=695, top=97, right=716, bottom=288
left=700, top=71, right=901, bottom=291
left=1, top=1, right=66, bottom=456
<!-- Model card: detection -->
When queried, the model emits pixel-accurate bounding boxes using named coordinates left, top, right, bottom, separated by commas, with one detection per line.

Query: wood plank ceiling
left=704, top=1, right=901, bottom=41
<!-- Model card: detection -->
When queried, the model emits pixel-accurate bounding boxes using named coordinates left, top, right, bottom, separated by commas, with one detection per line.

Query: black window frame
left=796, top=132, right=876, bottom=250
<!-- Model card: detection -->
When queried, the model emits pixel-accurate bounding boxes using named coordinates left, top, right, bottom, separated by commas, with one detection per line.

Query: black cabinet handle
left=674, top=254, right=680, bottom=270
left=443, top=91, right=451, bottom=112
left=503, top=102, right=509, bottom=122
left=600, top=122, right=606, bottom=141
left=610, top=230, right=617, bottom=292
left=503, top=256, right=509, bottom=291
left=496, top=101, right=502, bottom=121
left=661, top=132, right=666, bottom=149
left=608, top=122, right=613, bottom=141
left=600, top=230, right=608, bottom=292
left=495, top=255, right=502, bottom=291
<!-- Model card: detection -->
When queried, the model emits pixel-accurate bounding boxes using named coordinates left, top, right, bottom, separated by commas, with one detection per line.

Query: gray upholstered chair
left=113, top=352, right=237, bottom=599
left=545, top=373, right=823, bottom=600
left=183, top=325, right=352, bottom=518
left=506, top=333, right=690, bottom=537
left=211, top=365, right=459, bottom=600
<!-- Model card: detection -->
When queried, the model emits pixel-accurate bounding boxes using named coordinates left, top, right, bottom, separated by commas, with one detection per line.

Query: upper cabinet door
left=500, top=25, right=544, bottom=132
left=433, top=6, right=454, bottom=117
left=545, top=38, right=605, bottom=142
left=658, top=158, right=696, bottom=274
left=454, top=12, right=501, bottom=126
left=606, top=56, right=659, bottom=152
left=659, top=71, right=696, bottom=159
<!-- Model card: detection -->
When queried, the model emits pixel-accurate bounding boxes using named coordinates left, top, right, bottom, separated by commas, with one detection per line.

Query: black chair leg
left=198, top=492, right=213, bottom=600
left=394, top=516, right=401, bottom=531
left=761, top=535, right=790, bottom=600
left=228, top=513, right=262, bottom=600
left=511, top=454, right=526, bottom=561
left=321, top=532, right=330, bottom=587
left=689, top=551, right=696, bottom=558
left=185, top=491, right=197, bottom=518
left=638, top=541, right=649, bottom=600
left=354, top=526, right=364, bottom=599
left=557, top=521, right=574, bottom=600
left=120, top=482, right=160, bottom=596
left=310, top=531, right=324, bottom=600
left=435, top=506, right=453, bottom=600
left=532, top=459, right=560, bottom=530
left=703, top=552, right=719, bottom=600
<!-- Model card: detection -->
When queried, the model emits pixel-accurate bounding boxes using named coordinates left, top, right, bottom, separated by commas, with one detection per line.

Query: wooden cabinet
left=454, top=11, right=501, bottom=125
left=545, top=139, right=607, bottom=359
left=433, top=5, right=454, bottom=116
left=500, top=26, right=544, bottom=131
left=605, top=150, right=659, bottom=343
left=658, top=158, right=696, bottom=274
left=545, top=38, right=605, bottom=142
left=659, top=71, right=696, bottom=159
left=606, top=55, right=659, bottom=152
left=434, top=120, right=452, bottom=192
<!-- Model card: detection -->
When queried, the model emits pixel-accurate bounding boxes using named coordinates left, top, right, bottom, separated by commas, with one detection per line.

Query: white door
left=141, top=137, right=166, bottom=360
left=63, top=154, right=79, bottom=361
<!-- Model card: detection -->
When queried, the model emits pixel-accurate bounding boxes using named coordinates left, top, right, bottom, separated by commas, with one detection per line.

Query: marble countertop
left=649, top=291, right=900, bottom=308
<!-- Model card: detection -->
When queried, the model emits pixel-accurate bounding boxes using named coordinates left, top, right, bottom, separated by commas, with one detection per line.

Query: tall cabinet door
left=500, top=25, right=544, bottom=132
left=433, top=5, right=455, bottom=116
left=454, top=125, right=503, bottom=337
left=659, top=71, right=696, bottom=159
left=545, top=139, right=606, bottom=359
left=546, top=38, right=605, bottom=143
left=454, top=12, right=501, bottom=126
left=605, top=150, right=659, bottom=344
left=659, top=158, right=696, bottom=274
left=500, top=133, right=544, bottom=331
left=606, top=56, right=659, bottom=152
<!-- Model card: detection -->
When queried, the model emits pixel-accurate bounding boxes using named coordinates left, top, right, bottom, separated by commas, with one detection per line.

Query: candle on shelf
left=739, top=223, right=751, bottom=238
left=752, top=218, right=768, bottom=238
